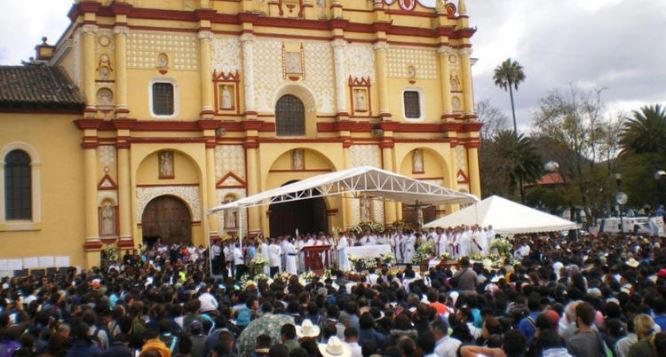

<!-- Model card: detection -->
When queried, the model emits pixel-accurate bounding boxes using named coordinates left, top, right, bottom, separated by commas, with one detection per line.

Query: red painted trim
left=83, top=240, right=103, bottom=251
left=136, top=183, right=199, bottom=188
left=74, top=119, right=103, bottom=130
left=457, top=169, right=470, bottom=184
left=98, top=174, right=118, bottom=190
left=100, top=237, right=118, bottom=244
left=117, top=239, right=135, bottom=248
left=216, top=171, right=246, bottom=188
left=129, top=137, right=207, bottom=144
left=268, top=169, right=333, bottom=173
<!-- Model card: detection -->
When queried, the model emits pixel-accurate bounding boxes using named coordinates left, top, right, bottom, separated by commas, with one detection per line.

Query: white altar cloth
left=347, top=244, right=391, bottom=258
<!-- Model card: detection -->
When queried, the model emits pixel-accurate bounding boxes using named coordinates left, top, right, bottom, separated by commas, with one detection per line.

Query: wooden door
left=141, top=195, right=192, bottom=245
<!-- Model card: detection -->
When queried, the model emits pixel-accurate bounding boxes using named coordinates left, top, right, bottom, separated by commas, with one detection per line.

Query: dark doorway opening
left=141, top=195, right=192, bottom=246
left=269, top=183, right=328, bottom=237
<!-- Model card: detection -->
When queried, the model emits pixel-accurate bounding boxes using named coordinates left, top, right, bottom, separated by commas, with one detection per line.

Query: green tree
left=620, top=104, right=666, bottom=155
left=533, top=88, right=622, bottom=223
left=493, top=130, right=543, bottom=203
left=493, top=58, right=526, bottom=134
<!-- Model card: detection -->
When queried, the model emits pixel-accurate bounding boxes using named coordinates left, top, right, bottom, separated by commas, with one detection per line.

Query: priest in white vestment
left=337, top=234, right=351, bottom=272
left=284, top=239, right=298, bottom=275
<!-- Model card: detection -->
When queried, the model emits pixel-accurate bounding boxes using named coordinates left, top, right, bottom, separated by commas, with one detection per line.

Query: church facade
left=0, top=0, right=480, bottom=269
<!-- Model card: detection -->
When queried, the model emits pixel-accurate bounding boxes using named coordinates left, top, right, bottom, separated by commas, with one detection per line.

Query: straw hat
left=318, top=337, right=351, bottom=357
left=296, top=319, right=321, bottom=338
left=625, top=258, right=640, bottom=268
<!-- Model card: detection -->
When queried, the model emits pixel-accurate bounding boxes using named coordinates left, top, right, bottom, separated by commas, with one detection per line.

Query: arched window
left=275, top=95, right=305, bottom=136
left=4, top=150, right=32, bottom=220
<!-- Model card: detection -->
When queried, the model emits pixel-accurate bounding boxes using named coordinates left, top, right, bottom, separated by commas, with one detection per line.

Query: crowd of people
left=211, top=225, right=497, bottom=278
left=1, top=230, right=666, bottom=357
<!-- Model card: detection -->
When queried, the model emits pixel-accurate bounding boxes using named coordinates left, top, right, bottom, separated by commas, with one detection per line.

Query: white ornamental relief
left=136, top=186, right=201, bottom=221
left=127, top=31, right=199, bottom=70
left=215, top=188, right=248, bottom=233
left=215, top=145, right=246, bottom=181
left=455, top=146, right=467, bottom=173
left=387, top=47, right=437, bottom=79
left=253, top=39, right=283, bottom=112
left=212, top=37, right=242, bottom=73
left=349, top=145, right=381, bottom=168
left=98, top=145, right=116, bottom=168
left=345, top=44, right=376, bottom=80
left=303, top=42, right=335, bottom=113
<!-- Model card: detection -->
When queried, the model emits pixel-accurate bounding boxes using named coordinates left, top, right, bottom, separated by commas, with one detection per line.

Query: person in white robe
left=470, top=226, right=486, bottom=255
left=280, top=237, right=288, bottom=272
left=459, top=227, right=471, bottom=257
left=486, top=225, right=496, bottom=253
left=435, top=228, right=447, bottom=257
left=268, top=239, right=282, bottom=276
left=284, top=239, right=298, bottom=275
left=296, top=237, right=306, bottom=272
left=259, top=238, right=271, bottom=275
left=402, top=232, right=416, bottom=264
left=337, top=234, right=351, bottom=272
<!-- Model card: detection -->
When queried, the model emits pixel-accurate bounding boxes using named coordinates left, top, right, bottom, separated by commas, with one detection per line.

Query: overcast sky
left=1, top=0, right=664, bottom=130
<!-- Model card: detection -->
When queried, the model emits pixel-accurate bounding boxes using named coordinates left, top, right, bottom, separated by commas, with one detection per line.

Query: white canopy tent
left=209, top=166, right=478, bottom=215
left=207, top=166, right=478, bottom=248
left=424, top=195, right=579, bottom=234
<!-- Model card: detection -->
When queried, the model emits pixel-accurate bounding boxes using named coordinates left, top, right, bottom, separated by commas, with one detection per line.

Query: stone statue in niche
left=97, top=54, right=113, bottom=80
left=96, top=88, right=114, bottom=107
left=292, top=149, right=304, bottom=170
left=225, top=211, right=237, bottom=229
left=450, top=72, right=461, bottom=91
left=286, top=52, right=302, bottom=74
left=360, top=197, right=372, bottom=223
left=100, top=202, right=116, bottom=236
left=412, top=149, right=424, bottom=173
left=221, top=85, right=234, bottom=110
left=159, top=151, right=174, bottom=178
left=407, top=65, right=416, bottom=80
left=354, top=89, right=367, bottom=112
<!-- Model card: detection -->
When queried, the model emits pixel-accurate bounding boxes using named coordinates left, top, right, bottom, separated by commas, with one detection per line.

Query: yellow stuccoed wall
left=0, top=0, right=480, bottom=269
left=0, top=114, right=87, bottom=269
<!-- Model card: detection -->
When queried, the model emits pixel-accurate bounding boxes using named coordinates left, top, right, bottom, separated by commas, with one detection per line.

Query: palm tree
left=494, top=130, right=543, bottom=203
left=619, top=104, right=666, bottom=155
left=493, top=58, right=526, bottom=135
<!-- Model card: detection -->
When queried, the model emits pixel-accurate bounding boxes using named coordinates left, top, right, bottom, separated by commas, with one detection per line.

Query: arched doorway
left=269, top=182, right=328, bottom=237
left=141, top=195, right=192, bottom=246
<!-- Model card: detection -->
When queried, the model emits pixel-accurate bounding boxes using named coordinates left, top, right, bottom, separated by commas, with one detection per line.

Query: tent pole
left=238, top=207, right=243, bottom=251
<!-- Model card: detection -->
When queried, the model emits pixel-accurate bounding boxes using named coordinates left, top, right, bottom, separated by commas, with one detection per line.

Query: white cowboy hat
left=626, top=258, right=640, bottom=268
left=318, top=337, right=351, bottom=357
left=296, top=319, right=321, bottom=338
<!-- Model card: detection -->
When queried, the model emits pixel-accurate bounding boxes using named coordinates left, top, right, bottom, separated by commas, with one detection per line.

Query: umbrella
left=237, top=313, right=295, bottom=356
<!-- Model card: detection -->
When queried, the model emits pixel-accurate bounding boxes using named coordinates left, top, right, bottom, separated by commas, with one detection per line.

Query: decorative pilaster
left=113, top=26, right=129, bottom=115
left=83, top=138, right=101, bottom=264
left=342, top=146, right=353, bottom=228
left=459, top=48, right=475, bottom=114
left=467, top=146, right=481, bottom=197
left=199, top=30, right=214, bottom=116
left=240, top=33, right=256, bottom=115
left=205, top=145, right=219, bottom=239
left=331, top=39, right=348, bottom=115
left=245, top=145, right=261, bottom=233
left=373, top=41, right=390, bottom=117
left=82, top=24, right=98, bottom=112
left=116, top=142, right=132, bottom=246
left=381, top=145, right=397, bottom=224
left=437, top=46, right=454, bottom=117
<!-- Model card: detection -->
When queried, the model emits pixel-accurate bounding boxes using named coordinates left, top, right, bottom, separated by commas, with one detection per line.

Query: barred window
left=152, top=83, right=175, bottom=116
left=4, top=150, right=31, bottom=220
left=403, top=91, right=421, bottom=119
left=275, top=95, right=305, bottom=136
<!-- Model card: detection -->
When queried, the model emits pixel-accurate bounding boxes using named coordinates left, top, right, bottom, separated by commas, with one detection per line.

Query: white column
left=240, top=33, right=256, bottom=113
left=331, top=39, right=347, bottom=114
left=459, top=48, right=475, bottom=114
